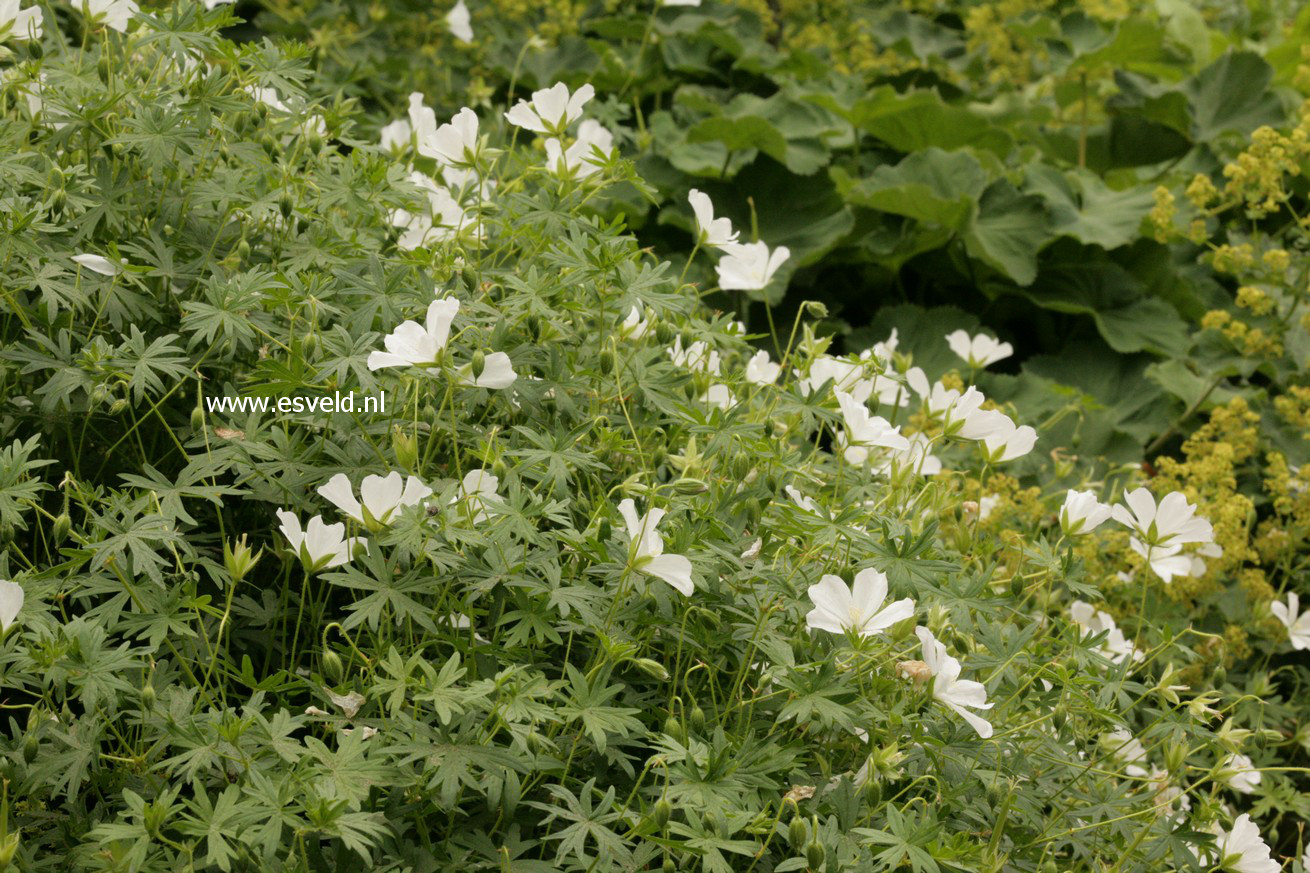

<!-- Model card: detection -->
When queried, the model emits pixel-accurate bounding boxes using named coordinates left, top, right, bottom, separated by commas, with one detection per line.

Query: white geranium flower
left=702, top=384, right=735, bottom=410
left=875, top=433, right=942, bottom=477
left=1060, top=490, right=1113, bottom=536
left=618, top=498, right=693, bottom=596
left=915, top=627, right=994, bottom=739
left=410, top=97, right=479, bottom=167
left=745, top=350, right=780, bottom=385
left=452, top=469, right=500, bottom=523
left=0, top=0, right=41, bottom=40
left=0, top=580, right=23, bottom=632
left=715, top=241, right=789, bottom=292
left=619, top=304, right=650, bottom=340
left=1069, top=600, right=1140, bottom=665
left=544, top=119, right=613, bottom=179
left=446, top=0, right=472, bottom=42
left=276, top=511, right=366, bottom=572
left=662, top=0, right=701, bottom=5
left=1100, top=728, right=1149, bottom=777
left=391, top=172, right=476, bottom=249
left=805, top=568, right=914, bottom=638
left=1113, top=488, right=1214, bottom=550
left=688, top=189, right=738, bottom=248
left=368, top=297, right=460, bottom=370
left=939, top=386, right=989, bottom=437
left=378, top=118, right=412, bottom=153
left=456, top=352, right=517, bottom=389
left=835, top=391, right=910, bottom=465
left=1217, top=814, right=1279, bottom=873
left=667, top=337, right=721, bottom=375
left=505, top=82, right=595, bottom=134
left=1270, top=592, right=1310, bottom=650
left=1219, top=754, right=1262, bottom=795
left=945, top=330, right=1013, bottom=368
left=318, top=472, right=432, bottom=530
left=785, top=485, right=820, bottom=515
left=73, top=253, right=123, bottom=276
left=864, top=329, right=899, bottom=363
left=84, top=0, right=137, bottom=32
left=798, top=355, right=870, bottom=402
left=956, top=408, right=1036, bottom=462
left=1113, top=489, right=1214, bottom=582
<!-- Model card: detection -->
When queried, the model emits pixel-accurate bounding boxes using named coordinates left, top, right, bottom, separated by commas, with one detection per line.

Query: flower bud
left=392, top=427, right=419, bottom=471
left=471, top=350, right=486, bottom=379
left=0, top=830, right=18, bottom=870
left=140, top=682, right=156, bottom=708
left=599, top=348, right=615, bottom=375
left=805, top=839, right=825, bottom=870
left=632, top=658, right=670, bottom=681
left=662, top=858, right=676, bottom=873
left=236, top=239, right=251, bottom=261
left=803, top=300, right=829, bottom=319
left=52, top=512, right=71, bottom=545
left=1164, top=740, right=1186, bottom=774
left=655, top=321, right=674, bottom=345
left=652, top=797, right=672, bottom=829
left=322, top=649, right=344, bottom=684
left=308, top=131, right=324, bottom=155
left=673, top=477, right=707, bottom=495
left=109, top=398, right=129, bottom=416
left=788, top=815, right=807, bottom=848
left=21, top=733, right=37, bottom=765
left=689, top=705, right=706, bottom=732
left=663, top=715, right=684, bottom=744
left=492, top=458, right=508, bottom=480
left=301, top=332, right=319, bottom=358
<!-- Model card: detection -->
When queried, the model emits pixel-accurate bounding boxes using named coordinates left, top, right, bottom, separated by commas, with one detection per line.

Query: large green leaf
left=1024, top=165, right=1152, bottom=250
left=963, top=182, right=1051, bottom=286
left=810, top=86, right=1013, bottom=157
left=836, top=148, right=989, bottom=230
left=1182, top=50, right=1282, bottom=141
left=1019, top=254, right=1189, bottom=356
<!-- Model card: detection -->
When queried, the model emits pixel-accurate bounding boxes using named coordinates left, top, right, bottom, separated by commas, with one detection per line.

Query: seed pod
left=322, top=649, right=344, bottom=684
left=655, top=321, right=674, bottom=345
left=22, top=733, right=38, bottom=764
left=805, top=840, right=825, bottom=870
left=599, top=348, right=615, bottom=375
left=652, top=797, right=671, bottom=829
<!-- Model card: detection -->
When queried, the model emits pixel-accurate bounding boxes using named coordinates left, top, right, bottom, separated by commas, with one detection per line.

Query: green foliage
left=0, top=2, right=1305, bottom=872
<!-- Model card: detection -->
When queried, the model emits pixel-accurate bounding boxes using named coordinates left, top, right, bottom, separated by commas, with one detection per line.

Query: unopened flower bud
left=652, top=797, right=672, bottom=829
left=52, top=512, right=71, bottom=545
left=788, top=815, right=807, bottom=848
left=471, top=350, right=486, bottom=379
left=322, top=649, right=344, bottom=684
left=392, top=427, right=419, bottom=471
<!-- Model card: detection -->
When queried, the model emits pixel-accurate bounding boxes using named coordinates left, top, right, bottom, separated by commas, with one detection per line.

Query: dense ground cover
left=0, top=1, right=1308, bottom=871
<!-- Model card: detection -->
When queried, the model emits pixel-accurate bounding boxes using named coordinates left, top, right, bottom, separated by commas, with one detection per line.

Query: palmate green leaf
left=835, top=148, right=988, bottom=231
left=558, top=664, right=642, bottom=754
left=84, top=506, right=185, bottom=585
left=322, top=548, right=441, bottom=633
left=530, top=780, right=633, bottom=871
left=303, top=733, right=399, bottom=809
left=1024, top=165, right=1153, bottom=251
left=177, top=783, right=244, bottom=872
left=962, top=180, right=1051, bottom=287
left=0, top=435, right=52, bottom=531
left=811, top=85, right=1013, bottom=156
